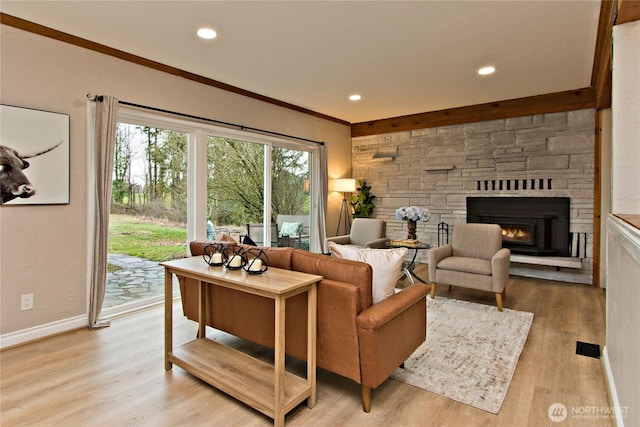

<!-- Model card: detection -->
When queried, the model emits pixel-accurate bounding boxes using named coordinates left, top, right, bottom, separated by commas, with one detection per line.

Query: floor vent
left=576, top=341, right=601, bottom=359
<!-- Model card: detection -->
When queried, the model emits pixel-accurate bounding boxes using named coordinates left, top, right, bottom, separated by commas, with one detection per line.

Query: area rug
left=391, top=296, right=534, bottom=414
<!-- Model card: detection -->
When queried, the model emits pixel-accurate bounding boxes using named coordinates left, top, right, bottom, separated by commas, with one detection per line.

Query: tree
left=140, top=126, right=163, bottom=202
left=271, top=147, right=309, bottom=217
left=111, top=126, right=309, bottom=226
left=207, top=137, right=264, bottom=225
left=207, top=138, right=309, bottom=226
left=163, top=131, right=187, bottom=214
left=113, top=124, right=132, bottom=204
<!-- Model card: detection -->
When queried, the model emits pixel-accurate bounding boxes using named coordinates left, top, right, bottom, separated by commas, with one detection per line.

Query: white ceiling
left=1, top=1, right=602, bottom=123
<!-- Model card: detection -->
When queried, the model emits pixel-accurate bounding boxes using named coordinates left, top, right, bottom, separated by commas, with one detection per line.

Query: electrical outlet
left=21, top=294, right=34, bottom=311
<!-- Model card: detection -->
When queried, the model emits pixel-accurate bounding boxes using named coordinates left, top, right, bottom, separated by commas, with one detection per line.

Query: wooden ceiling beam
left=592, top=0, right=640, bottom=110
left=592, top=0, right=617, bottom=110
left=351, top=88, right=596, bottom=138
left=617, top=0, right=640, bottom=24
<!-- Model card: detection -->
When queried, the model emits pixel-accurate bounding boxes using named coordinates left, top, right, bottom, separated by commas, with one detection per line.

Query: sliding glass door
left=206, top=136, right=267, bottom=244
left=271, top=146, right=310, bottom=249
left=100, top=108, right=321, bottom=318
left=206, top=137, right=311, bottom=248
left=105, top=122, right=188, bottom=312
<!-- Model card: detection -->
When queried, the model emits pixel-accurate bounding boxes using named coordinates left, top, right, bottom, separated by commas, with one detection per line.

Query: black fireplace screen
left=466, top=197, right=570, bottom=256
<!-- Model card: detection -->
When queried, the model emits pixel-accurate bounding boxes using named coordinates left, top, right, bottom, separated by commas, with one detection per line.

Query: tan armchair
left=428, top=223, right=510, bottom=311
left=324, top=218, right=389, bottom=252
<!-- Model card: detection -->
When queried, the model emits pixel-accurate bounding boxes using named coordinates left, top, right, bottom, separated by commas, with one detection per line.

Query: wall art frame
left=0, top=104, right=70, bottom=205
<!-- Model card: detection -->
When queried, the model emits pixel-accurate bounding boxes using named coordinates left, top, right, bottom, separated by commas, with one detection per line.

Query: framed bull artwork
left=0, top=104, right=70, bottom=205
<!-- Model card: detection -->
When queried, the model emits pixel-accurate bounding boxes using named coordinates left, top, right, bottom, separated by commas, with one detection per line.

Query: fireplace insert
left=467, top=197, right=570, bottom=256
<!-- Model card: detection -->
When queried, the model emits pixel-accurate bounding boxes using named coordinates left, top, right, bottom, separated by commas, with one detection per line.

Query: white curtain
left=311, top=143, right=328, bottom=253
left=89, top=96, right=119, bottom=329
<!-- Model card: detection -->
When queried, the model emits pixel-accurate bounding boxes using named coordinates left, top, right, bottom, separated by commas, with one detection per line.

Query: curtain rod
left=87, top=94, right=324, bottom=146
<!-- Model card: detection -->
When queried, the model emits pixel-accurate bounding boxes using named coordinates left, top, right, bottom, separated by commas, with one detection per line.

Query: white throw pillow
left=328, top=242, right=407, bottom=304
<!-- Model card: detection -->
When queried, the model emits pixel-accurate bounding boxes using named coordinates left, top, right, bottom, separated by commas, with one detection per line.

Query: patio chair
left=276, top=214, right=310, bottom=249
left=244, top=223, right=279, bottom=246
left=206, top=220, right=230, bottom=240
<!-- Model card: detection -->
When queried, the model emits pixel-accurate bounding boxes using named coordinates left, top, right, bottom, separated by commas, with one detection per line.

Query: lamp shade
left=330, top=178, right=357, bottom=193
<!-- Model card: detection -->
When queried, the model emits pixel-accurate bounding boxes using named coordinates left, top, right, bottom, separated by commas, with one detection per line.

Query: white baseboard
left=0, top=297, right=179, bottom=350
left=602, top=346, right=625, bottom=427
left=0, top=315, right=87, bottom=350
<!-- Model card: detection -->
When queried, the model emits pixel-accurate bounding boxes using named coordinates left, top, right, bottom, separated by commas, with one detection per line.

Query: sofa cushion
left=328, top=242, right=407, bottom=304
left=292, top=249, right=373, bottom=312
left=437, top=256, right=492, bottom=276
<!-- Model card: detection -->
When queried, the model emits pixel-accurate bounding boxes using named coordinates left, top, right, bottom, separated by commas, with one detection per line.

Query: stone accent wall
left=352, top=109, right=595, bottom=284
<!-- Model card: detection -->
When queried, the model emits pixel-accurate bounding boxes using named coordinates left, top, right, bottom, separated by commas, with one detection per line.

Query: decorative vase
left=407, top=220, right=417, bottom=240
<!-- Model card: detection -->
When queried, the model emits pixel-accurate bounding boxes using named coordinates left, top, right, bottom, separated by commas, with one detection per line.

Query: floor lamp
left=331, top=178, right=356, bottom=236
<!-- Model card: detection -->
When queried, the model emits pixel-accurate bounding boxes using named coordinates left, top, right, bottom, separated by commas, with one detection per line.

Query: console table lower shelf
left=169, top=338, right=312, bottom=417
left=162, top=257, right=320, bottom=426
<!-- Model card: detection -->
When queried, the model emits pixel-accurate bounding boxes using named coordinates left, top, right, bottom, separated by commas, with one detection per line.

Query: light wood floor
left=1, top=265, right=611, bottom=426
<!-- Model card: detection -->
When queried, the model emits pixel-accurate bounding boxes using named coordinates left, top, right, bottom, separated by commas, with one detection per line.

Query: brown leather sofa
left=180, top=241, right=429, bottom=412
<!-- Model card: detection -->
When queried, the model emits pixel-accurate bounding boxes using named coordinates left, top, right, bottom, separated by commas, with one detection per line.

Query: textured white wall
left=604, top=19, right=640, bottom=427
left=599, top=109, right=612, bottom=288
left=612, top=21, right=640, bottom=214
left=605, top=216, right=640, bottom=427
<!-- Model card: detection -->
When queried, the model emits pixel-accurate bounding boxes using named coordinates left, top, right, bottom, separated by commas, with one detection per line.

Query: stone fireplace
left=351, top=109, right=595, bottom=284
left=467, top=197, right=571, bottom=257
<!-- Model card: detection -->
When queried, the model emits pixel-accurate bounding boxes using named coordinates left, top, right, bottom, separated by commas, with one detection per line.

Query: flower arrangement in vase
left=395, top=206, right=430, bottom=240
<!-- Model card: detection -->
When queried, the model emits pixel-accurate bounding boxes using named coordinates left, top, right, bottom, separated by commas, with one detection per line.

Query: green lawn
left=108, top=214, right=187, bottom=262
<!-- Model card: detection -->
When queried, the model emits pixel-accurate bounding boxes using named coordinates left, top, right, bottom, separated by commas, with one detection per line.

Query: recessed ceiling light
left=197, top=27, right=217, bottom=40
left=478, top=66, right=496, bottom=76
left=349, top=94, right=362, bottom=101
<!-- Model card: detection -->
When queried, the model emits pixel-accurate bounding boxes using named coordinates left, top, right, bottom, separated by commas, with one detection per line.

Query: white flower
left=395, top=206, right=430, bottom=222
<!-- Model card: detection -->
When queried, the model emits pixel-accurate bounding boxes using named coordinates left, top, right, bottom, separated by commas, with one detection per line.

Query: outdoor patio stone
left=103, top=254, right=168, bottom=308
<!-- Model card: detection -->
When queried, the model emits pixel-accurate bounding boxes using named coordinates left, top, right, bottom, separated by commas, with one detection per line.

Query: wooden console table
left=162, top=257, right=321, bottom=426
